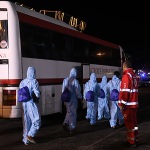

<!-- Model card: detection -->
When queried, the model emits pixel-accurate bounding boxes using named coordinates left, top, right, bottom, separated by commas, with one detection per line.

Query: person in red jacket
left=118, top=60, right=139, bottom=147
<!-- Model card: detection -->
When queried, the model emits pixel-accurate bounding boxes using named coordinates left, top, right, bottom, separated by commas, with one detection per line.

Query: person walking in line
left=118, top=60, right=139, bottom=147
left=19, top=66, right=41, bottom=145
left=84, top=73, right=100, bottom=125
left=107, top=75, right=124, bottom=129
left=62, top=68, right=82, bottom=134
left=97, top=75, right=110, bottom=120
left=114, top=71, right=121, bottom=79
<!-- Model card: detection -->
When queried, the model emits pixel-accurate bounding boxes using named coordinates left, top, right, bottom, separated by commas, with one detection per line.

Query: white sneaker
left=97, top=117, right=101, bottom=120
left=85, top=116, right=90, bottom=119
left=24, top=141, right=29, bottom=145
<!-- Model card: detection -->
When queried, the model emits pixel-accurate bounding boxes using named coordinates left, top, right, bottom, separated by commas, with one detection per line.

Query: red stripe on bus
left=0, top=78, right=64, bottom=85
left=0, top=78, right=97, bottom=85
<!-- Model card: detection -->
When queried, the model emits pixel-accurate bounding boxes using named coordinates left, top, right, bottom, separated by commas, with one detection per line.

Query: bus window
left=65, top=35, right=74, bottom=61
left=74, top=38, right=86, bottom=63
left=20, top=23, right=52, bottom=59
left=52, top=31, right=66, bottom=61
left=112, top=48, right=122, bottom=67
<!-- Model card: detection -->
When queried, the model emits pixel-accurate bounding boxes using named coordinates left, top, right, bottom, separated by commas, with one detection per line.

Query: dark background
left=9, top=0, right=150, bottom=71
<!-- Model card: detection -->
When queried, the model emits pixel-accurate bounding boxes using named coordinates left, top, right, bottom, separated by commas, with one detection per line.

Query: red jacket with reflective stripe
left=118, top=68, right=139, bottom=108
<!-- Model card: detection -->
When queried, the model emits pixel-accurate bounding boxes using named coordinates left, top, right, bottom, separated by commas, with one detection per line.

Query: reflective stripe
left=127, top=127, right=138, bottom=131
left=132, top=89, right=138, bottom=92
left=134, top=127, right=138, bottom=130
left=118, top=100, right=138, bottom=106
left=120, top=88, right=138, bottom=92
left=121, top=89, right=130, bottom=92
left=127, top=137, right=135, bottom=141
left=118, top=100, right=127, bottom=105
left=127, top=73, right=132, bottom=78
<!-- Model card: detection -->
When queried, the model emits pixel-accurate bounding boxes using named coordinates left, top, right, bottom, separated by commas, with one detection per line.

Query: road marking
left=78, top=127, right=124, bottom=150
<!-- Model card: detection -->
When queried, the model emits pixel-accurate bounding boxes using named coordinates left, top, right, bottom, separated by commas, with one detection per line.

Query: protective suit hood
left=90, top=73, right=97, bottom=82
left=27, top=66, right=36, bottom=79
left=101, top=75, right=107, bottom=84
left=69, top=68, right=77, bottom=79
left=112, top=75, right=120, bottom=85
left=112, top=75, right=117, bottom=81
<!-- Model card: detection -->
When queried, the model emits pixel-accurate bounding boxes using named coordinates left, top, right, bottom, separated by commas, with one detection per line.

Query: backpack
left=99, top=88, right=105, bottom=98
left=61, top=88, right=71, bottom=102
left=110, top=89, right=119, bottom=101
left=18, top=86, right=31, bottom=102
left=86, top=90, right=95, bottom=102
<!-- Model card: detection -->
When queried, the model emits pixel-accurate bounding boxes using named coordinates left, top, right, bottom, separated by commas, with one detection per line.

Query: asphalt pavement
left=0, top=107, right=150, bottom=150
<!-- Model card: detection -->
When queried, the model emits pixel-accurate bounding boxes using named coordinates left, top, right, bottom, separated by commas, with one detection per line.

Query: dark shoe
left=27, top=136, right=36, bottom=144
left=62, top=123, right=69, bottom=133
left=70, top=129, right=76, bottom=134
left=90, top=123, right=96, bottom=126
left=118, top=123, right=125, bottom=128
left=135, top=141, right=140, bottom=147
left=130, top=144, right=137, bottom=148
left=124, top=142, right=137, bottom=148
left=103, top=117, right=110, bottom=121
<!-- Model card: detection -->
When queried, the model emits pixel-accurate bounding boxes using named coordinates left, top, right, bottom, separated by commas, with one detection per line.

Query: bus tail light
left=3, top=90, right=16, bottom=106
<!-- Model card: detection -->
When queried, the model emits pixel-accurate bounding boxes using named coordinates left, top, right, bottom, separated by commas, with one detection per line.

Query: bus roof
left=13, top=2, right=78, bottom=31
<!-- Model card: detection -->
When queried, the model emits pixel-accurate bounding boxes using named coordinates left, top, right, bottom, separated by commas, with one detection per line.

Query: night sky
left=9, top=0, right=150, bottom=71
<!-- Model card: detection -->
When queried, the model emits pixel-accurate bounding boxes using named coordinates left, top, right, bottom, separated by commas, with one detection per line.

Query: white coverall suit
left=98, top=75, right=110, bottom=120
left=107, top=75, right=124, bottom=128
left=84, top=73, right=100, bottom=125
left=19, top=66, right=41, bottom=145
left=62, top=68, right=82, bottom=131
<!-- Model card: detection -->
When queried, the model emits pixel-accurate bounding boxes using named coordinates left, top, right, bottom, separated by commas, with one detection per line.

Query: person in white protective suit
left=84, top=73, right=100, bottom=125
left=107, top=75, right=124, bottom=128
left=62, top=68, right=82, bottom=134
left=97, top=75, right=110, bottom=120
left=19, top=67, right=41, bottom=145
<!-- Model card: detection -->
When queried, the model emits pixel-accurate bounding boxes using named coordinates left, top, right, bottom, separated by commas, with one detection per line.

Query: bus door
left=82, top=64, right=90, bottom=84
left=82, top=64, right=90, bottom=108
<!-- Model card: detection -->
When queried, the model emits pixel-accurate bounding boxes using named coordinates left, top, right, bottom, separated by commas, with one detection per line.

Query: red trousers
left=122, top=108, right=138, bottom=144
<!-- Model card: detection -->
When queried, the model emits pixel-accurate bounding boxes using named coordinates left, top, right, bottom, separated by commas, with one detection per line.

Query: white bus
left=0, top=1, right=126, bottom=118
